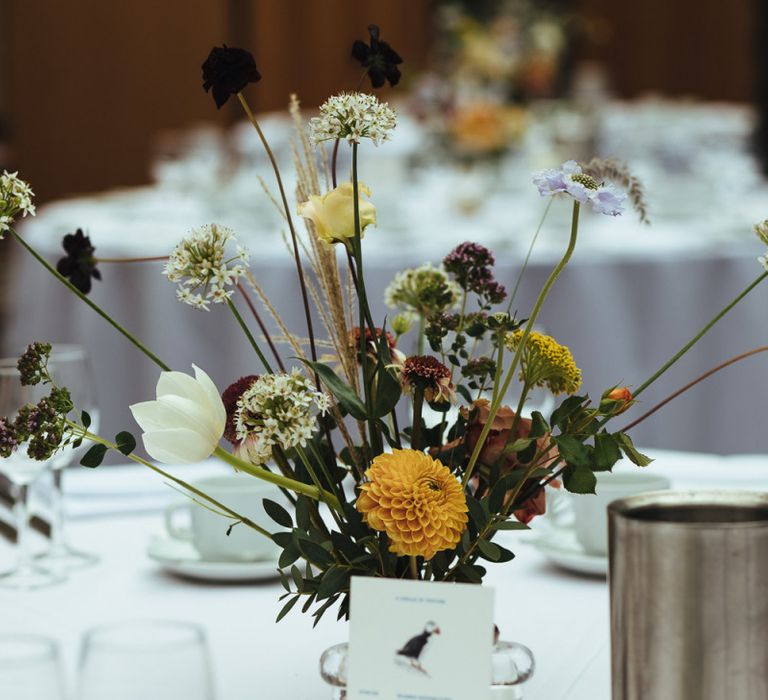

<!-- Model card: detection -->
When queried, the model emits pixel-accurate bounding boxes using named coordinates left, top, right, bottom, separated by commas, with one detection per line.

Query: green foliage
left=80, top=443, right=107, bottom=468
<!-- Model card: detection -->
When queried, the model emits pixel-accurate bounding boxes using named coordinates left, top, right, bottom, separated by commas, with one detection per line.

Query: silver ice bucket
left=608, top=490, right=768, bottom=700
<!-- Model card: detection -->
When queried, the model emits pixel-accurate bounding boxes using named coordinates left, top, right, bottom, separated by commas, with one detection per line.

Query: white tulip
left=130, top=364, right=226, bottom=464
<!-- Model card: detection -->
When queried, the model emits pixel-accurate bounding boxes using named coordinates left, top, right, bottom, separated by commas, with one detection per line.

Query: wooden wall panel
left=3, top=0, right=229, bottom=202
left=576, top=0, right=756, bottom=101
left=0, top=0, right=758, bottom=203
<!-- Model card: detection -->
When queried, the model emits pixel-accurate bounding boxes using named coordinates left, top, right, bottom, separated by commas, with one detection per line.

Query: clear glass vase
left=320, top=639, right=535, bottom=699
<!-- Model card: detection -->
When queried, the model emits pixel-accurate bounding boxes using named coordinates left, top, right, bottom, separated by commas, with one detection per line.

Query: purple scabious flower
left=532, top=160, right=626, bottom=216
left=590, top=185, right=627, bottom=217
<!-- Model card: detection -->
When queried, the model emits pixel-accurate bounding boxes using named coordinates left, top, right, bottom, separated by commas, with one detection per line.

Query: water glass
left=78, top=620, right=215, bottom=700
left=35, top=344, right=101, bottom=572
left=0, top=634, right=66, bottom=700
left=0, top=358, right=63, bottom=590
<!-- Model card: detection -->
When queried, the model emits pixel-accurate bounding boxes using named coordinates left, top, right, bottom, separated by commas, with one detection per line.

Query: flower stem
left=631, top=271, right=768, bottom=400
left=506, top=198, right=553, bottom=314
left=226, top=298, right=273, bottom=373
left=331, top=138, right=340, bottom=188
left=236, top=283, right=285, bottom=372
left=462, top=201, right=581, bottom=488
left=11, top=228, right=171, bottom=371
left=69, top=424, right=273, bottom=539
left=411, top=386, right=425, bottom=451
left=213, top=446, right=341, bottom=512
left=351, top=142, right=381, bottom=456
left=620, top=345, right=768, bottom=432
left=95, top=256, right=168, bottom=263
left=410, top=555, right=420, bottom=580
left=236, top=92, right=320, bottom=382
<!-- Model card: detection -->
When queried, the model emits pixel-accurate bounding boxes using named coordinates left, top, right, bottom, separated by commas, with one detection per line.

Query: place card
left=347, top=576, right=494, bottom=700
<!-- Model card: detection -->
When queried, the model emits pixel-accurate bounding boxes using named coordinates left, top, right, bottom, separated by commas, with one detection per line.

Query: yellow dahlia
left=505, top=330, right=582, bottom=395
left=356, top=450, right=468, bottom=560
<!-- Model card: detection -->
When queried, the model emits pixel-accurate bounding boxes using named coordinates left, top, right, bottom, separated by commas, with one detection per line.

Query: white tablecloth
left=2, top=448, right=767, bottom=699
left=6, top=103, right=768, bottom=455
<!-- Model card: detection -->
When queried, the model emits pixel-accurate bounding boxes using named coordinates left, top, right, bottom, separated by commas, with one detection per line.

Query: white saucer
left=147, top=536, right=284, bottom=583
left=532, top=529, right=607, bottom=577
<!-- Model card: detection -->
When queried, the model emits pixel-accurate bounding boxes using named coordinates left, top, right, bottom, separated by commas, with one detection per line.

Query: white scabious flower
left=309, top=92, right=397, bottom=146
left=384, top=263, right=462, bottom=316
left=129, top=365, right=226, bottom=464
left=0, top=171, right=35, bottom=236
left=235, top=369, right=330, bottom=466
left=164, top=223, right=249, bottom=310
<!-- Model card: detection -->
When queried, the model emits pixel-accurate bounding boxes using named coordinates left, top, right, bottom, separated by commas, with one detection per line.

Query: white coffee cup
left=571, top=471, right=671, bottom=556
left=164, top=475, right=285, bottom=562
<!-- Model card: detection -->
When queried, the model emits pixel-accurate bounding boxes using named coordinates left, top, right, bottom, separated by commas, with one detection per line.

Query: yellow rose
left=297, top=182, right=376, bottom=245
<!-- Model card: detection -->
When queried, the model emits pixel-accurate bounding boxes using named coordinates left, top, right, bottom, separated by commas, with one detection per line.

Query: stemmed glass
left=0, top=358, right=64, bottom=590
left=34, top=344, right=100, bottom=572
left=0, top=634, right=67, bottom=700
left=78, top=621, right=215, bottom=700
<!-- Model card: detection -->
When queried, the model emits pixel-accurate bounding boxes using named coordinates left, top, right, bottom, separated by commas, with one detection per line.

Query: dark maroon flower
left=202, top=45, right=261, bottom=109
left=221, top=375, right=259, bottom=444
left=56, top=229, right=101, bottom=294
left=443, top=241, right=506, bottom=302
left=351, top=25, right=403, bottom=89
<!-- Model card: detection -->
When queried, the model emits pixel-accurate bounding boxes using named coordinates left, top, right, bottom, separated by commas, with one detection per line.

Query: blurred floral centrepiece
left=1, top=23, right=767, bottom=627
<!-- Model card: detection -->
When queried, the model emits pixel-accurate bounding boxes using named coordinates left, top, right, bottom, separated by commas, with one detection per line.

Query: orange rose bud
left=600, top=386, right=633, bottom=414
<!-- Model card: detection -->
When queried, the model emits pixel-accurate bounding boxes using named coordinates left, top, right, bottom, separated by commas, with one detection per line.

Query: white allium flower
left=309, top=92, right=397, bottom=146
left=0, top=171, right=35, bottom=237
left=235, top=369, right=330, bottom=466
left=759, top=252, right=768, bottom=272
left=753, top=220, right=768, bottom=246
left=164, top=223, right=249, bottom=310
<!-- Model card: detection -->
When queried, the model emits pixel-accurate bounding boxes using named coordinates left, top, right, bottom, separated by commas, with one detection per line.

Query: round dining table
left=2, top=447, right=768, bottom=699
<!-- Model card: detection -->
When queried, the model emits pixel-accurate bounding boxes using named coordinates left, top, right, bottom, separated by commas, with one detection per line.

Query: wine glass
left=78, top=621, right=215, bottom=700
left=0, top=358, right=65, bottom=590
left=0, top=634, right=67, bottom=700
left=34, top=344, right=100, bottom=572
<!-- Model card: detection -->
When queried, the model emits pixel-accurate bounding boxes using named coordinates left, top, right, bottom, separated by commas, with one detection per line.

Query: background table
left=6, top=102, right=768, bottom=455
left=2, top=448, right=767, bottom=699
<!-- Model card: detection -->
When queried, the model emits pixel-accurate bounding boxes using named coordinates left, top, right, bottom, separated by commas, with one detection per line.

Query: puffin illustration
left=395, top=621, right=441, bottom=676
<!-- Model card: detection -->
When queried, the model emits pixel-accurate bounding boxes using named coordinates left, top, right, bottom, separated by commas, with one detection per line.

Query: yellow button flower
left=356, top=449, right=468, bottom=560
left=297, top=182, right=376, bottom=246
left=506, top=330, right=582, bottom=395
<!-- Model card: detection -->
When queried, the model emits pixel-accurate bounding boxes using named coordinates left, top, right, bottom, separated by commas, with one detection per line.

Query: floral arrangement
left=1, top=26, right=767, bottom=627
left=411, top=0, right=569, bottom=162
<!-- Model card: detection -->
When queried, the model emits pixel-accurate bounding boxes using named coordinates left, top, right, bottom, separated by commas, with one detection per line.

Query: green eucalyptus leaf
left=493, top=520, right=530, bottom=531
left=290, top=565, right=304, bottom=592
left=276, top=595, right=299, bottom=622
left=476, top=538, right=502, bottom=562
left=294, top=496, right=311, bottom=532
left=80, top=443, right=107, bottom=468
left=317, top=565, right=350, bottom=600
left=263, top=499, right=293, bottom=529
left=297, top=538, right=334, bottom=567
left=114, top=431, right=136, bottom=456
left=302, top=360, right=368, bottom=420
